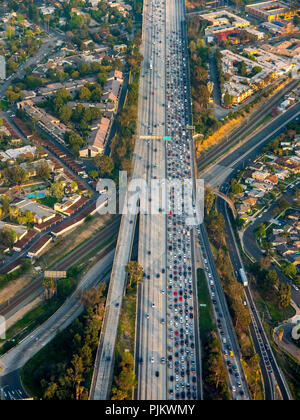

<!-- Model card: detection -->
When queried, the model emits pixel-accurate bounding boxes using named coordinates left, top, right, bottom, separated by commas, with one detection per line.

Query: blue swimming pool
left=27, top=192, right=46, bottom=199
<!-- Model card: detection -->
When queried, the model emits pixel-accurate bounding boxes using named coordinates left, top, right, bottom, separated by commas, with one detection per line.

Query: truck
left=149, top=60, right=153, bottom=70
left=239, top=268, right=248, bottom=287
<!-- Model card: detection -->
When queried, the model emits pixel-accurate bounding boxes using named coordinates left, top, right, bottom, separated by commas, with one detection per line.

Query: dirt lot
left=0, top=271, right=35, bottom=305
left=37, top=213, right=114, bottom=269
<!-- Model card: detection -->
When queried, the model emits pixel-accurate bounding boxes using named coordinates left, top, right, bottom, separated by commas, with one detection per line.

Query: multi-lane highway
left=91, top=0, right=203, bottom=401
left=135, top=0, right=167, bottom=400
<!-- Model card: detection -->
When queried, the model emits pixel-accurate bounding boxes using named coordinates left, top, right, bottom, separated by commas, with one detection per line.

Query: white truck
left=239, top=268, right=248, bottom=287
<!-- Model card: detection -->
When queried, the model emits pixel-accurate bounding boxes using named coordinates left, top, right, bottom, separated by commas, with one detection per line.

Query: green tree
left=278, top=283, right=291, bottom=309
left=93, top=155, right=114, bottom=176
left=284, top=263, right=297, bottom=278
left=50, top=182, right=65, bottom=202
left=255, top=223, right=266, bottom=239
left=125, top=261, right=144, bottom=289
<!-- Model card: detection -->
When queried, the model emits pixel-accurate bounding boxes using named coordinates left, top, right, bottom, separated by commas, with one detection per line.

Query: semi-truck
left=239, top=268, right=248, bottom=287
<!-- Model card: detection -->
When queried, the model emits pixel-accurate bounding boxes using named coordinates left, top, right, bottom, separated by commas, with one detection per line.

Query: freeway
left=135, top=0, right=167, bottom=400
left=0, top=217, right=120, bottom=321
left=0, top=247, right=115, bottom=400
left=90, top=0, right=203, bottom=401
left=217, top=192, right=293, bottom=400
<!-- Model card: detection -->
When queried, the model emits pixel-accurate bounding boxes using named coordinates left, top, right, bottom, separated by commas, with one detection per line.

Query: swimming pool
left=27, top=192, right=46, bottom=199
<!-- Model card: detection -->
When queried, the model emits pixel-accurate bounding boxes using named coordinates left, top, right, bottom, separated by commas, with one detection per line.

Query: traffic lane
left=249, top=321, right=274, bottom=400
left=0, top=371, right=27, bottom=400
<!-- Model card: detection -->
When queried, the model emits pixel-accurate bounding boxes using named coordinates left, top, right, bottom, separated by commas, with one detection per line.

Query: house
left=249, top=162, right=265, bottom=171
left=243, top=197, right=258, bottom=206
left=13, top=230, right=38, bottom=252
left=107, top=69, right=123, bottom=83
left=270, top=235, right=288, bottom=246
left=54, top=195, right=82, bottom=215
left=102, top=79, right=122, bottom=101
left=276, top=244, right=298, bottom=256
left=247, top=189, right=265, bottom=198
left=265, top=175, right=278, bottom=185
left=252, top=170, right=269, bottom=181
left=236, top=203, right=251, bottom=214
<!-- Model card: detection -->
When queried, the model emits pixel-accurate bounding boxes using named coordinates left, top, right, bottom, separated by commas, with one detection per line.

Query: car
left=155, top=371, right=160, bottom=377
left=145, top=313, right=150, bottom=319
left=150, top=357, right=154, bottom=363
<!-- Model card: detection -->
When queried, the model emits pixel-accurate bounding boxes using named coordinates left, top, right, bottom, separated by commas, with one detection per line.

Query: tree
left=0, top=228, right=17, bottom=248
left=278, top=283, right=291, bottom=309
left=284, top=263, right=297, bottom=279
left=204, top=188, right=215, bottom=215
left=125, top=261, right=144, bottom=289
left=50, top=182, right=65, bottom=202
left=36, top=161, right=51, bottom=181
left=255, top=223, right=266, bottom=239
left=3, top=165, right=28, bottom=186
left=42, top=277, right=57, bottom=300
left=94, top=155, right=114, bottom=176
left=267, top=270, right=279, bottom=288
left=223, top=91, right=234, bottom=107
left=278, top=198, right=290, bottom=213
left=260, top=256, right=271, bottom=270
left=79, top=86, right=91, bottom=101
left=89, top=170, right=99, bottom=179
left=230, top=178, right=243, bottom=195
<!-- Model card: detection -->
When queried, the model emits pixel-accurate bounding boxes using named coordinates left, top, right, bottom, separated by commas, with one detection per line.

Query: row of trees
left=109, top=30, right=143, bottom=177
left=250, top=261, right=292, bottom=309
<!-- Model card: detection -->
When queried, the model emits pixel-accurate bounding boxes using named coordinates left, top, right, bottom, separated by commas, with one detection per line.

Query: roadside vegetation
left=205, top=190, right=264, bottom=400
left=20, top=285, right=106, bottom=400
left=111, top=261, right=143, bottom=400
